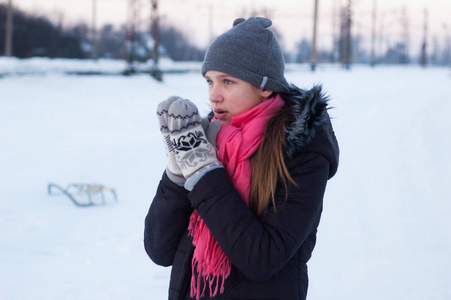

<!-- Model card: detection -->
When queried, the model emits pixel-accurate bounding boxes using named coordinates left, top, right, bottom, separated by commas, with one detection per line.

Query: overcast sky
left=9, top=0, right=451, bottom=54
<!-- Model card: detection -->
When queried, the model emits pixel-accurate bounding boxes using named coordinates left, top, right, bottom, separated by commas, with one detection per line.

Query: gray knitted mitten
left=167, top=98, right=223, bottom=190
left=156, top=96, right=185, bottom=186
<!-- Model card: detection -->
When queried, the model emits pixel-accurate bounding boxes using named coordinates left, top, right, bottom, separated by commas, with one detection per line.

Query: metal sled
left=47, top=183, right=118, bottom=207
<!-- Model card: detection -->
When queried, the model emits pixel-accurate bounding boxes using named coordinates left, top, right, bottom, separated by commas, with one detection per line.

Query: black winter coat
left=144, top=86, right=339, bottom=300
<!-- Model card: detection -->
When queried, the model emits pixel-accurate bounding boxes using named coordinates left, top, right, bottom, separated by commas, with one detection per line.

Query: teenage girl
left=145, top=17, right=339, bottom=300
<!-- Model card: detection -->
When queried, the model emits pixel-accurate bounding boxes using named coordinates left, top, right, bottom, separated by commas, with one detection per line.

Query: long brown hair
left=249, top=103, right=295, bottom=217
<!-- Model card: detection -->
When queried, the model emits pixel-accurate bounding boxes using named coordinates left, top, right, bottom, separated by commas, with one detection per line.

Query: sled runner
left=47, top=183, right=118, bottom=207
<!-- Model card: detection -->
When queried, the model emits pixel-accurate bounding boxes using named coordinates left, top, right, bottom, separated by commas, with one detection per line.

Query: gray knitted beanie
left=202, top=17, right=291, bottom=94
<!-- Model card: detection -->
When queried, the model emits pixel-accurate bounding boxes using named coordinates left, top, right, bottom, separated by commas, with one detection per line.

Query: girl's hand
left=167, top=98, right=223, bottom=190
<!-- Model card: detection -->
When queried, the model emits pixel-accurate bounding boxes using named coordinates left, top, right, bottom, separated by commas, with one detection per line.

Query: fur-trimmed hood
left=282, top=84, right=339, bottom=179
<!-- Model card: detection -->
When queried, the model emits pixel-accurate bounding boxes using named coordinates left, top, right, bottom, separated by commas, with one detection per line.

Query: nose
left=209, top=84, right=223, bottom=104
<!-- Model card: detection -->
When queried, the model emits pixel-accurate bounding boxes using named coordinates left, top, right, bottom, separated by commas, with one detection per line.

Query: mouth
left=214, top=108, right=228, bottom=120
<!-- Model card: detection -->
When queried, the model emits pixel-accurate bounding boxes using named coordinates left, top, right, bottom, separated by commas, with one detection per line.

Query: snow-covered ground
left=1, top=59, right=450, bottom=300
left=0, top=56, right=202, bottom=76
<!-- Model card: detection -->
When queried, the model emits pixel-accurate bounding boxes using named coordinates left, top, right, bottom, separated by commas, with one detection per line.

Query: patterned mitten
left=167, top=98, right=223, bottom=191
left=156, top=96, right=185, bottom=186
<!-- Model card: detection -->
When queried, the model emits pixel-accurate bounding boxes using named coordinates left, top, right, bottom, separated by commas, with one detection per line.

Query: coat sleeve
left=144, top=171, right=193, bottom=267
left=188, top=151, right=330, bottom=282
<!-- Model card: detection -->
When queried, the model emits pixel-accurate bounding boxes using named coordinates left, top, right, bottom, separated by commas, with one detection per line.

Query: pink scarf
left=188, top=94, right=285, bottom=299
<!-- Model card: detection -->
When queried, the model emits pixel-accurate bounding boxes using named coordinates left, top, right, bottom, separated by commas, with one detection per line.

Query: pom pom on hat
left=202, top=17, right=290, bottom=94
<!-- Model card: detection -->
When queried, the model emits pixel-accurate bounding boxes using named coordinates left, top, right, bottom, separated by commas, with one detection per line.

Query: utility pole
left=378, top=9, right=386, bottom=63
left=92, top=0, right=98, bottom=59
left=310, top=0, right=319, bottom=71
left=340, top=0, right=352, bottom=69
left=150, top=0, right=162, bottom=81
left=4, top=0, right=13, bottom=56
left=125, top=0, right=137, bottom=74
left=370, top=0, right=377, bottom=67
left=420, top=9, right=428, bottom=67
left=399, top=5, right=409, bottom=64
left=331, top=0, right=339, bottom=63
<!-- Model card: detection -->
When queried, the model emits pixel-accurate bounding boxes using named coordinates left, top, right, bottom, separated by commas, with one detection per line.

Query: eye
left=224, top=79, right=233, bottom=85
left=206, top=79, right=213, bottom=85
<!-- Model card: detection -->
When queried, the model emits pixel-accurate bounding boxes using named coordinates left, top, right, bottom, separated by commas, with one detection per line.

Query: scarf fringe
left=189, top=210, right=231, bottom=300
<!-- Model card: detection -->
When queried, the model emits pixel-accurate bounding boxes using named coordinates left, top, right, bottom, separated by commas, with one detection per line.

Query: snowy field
left=1, top=59, right=450, bottom=300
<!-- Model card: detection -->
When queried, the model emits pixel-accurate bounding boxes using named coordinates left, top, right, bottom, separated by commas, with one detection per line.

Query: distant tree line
left=294, top=33, right=451, bottom=67
left=0, top=4, right=83, bottom=58
left=1, top=4, right=450, bottom=67
left=0, top=4, right=205, bottom=61
left=159, top=23, right=205, bottom=61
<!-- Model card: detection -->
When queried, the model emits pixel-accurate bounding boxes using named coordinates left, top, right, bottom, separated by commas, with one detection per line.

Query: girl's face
left=205, top=71, right=273, bottom=125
